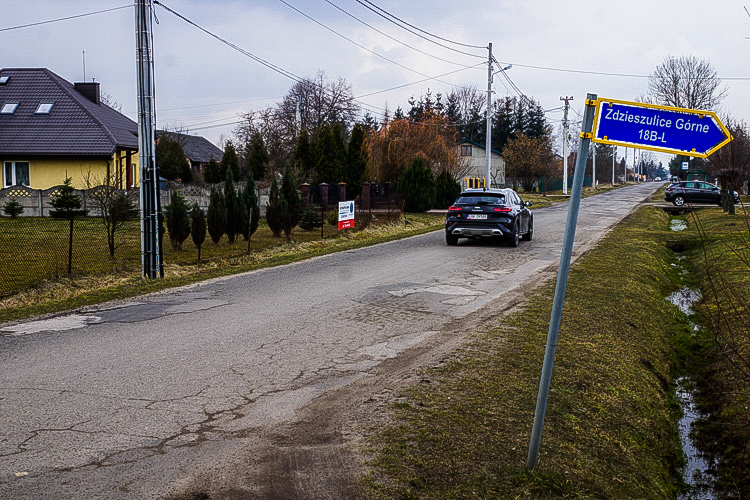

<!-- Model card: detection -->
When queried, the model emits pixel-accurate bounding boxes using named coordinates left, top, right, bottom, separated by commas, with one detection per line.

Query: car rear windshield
left=455, top=194, right=505, bottom=205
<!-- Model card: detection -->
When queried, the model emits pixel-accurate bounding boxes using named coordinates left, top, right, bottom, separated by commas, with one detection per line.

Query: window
left=4, top=161, right=30, bottom=187
left=0, top=76, right=9, bottom=85
left=35, top=102, right=54, bottom=114
left=460, top=145, right=472, bottom=156
left=1, top=102, right=19, bottom=114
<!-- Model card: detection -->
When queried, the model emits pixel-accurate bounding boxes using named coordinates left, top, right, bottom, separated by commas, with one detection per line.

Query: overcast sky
left=3, top=0, right=750, bottom=165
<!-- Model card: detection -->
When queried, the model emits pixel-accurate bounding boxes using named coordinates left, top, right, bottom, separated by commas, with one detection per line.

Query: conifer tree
left=346, top=122, right=368, bottom=199
left=246, top=133, right=270, bottom=182
left=50, top=176, right=89, bottom=274
left=204, top=157, right=222, bottom=184
left=164, top=190, right=191, bottom=250
left=207, top=186, right=226, bottom=244
left=398, top=157, right=436, bottom=213
left=265, top=177, right=283, bottom=238
left=220, top=141, right=240, bottom=180
left=241, top=173, right=260, bottom=241
left=280, top=165, right=302, bottom=240
left=223, top=170, right=241, bottom=243
left=3, top=198, right=24, bottom=218
left=190, top=204, right=207, bottom=261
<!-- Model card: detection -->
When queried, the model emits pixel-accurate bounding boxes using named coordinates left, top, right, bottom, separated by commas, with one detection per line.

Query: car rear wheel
left=446, top=232, right=458, bottom=246
left=673, top=195, right=685, bottom=207
left=522, top=217, right=533, bottom=241
left=507, top=224, right=519, bottom=247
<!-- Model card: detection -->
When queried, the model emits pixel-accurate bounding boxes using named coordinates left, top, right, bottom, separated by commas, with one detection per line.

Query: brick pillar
left=338, top=182, right=347, bottom=202
left=361, top=182, right=370, bottom=210
left=320, top=183, right=328, bottom=211
left=300, top=183, right=310, bottom=206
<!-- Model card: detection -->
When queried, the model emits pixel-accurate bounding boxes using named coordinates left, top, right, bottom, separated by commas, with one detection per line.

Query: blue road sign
left=591, top=98, right=731, bottom=158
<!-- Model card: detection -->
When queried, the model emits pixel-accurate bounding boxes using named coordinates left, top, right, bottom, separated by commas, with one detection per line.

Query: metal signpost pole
left=527, top=93, right=598, bottom=470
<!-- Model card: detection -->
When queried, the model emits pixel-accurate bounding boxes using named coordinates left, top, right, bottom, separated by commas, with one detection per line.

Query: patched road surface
left=0, top=183, right=662, bottom=499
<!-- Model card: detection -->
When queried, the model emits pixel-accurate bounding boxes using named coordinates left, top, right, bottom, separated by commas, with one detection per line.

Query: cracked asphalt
left=0, top=183, right=662, bottom=499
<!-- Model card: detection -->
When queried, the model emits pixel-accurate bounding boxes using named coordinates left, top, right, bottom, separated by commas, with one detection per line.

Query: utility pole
left=561, top=96, right=573, bottom=195
left=592, top=142, right=596, bottom=190
left=135, top=0, right=163, bottom=279
left=485, top=42, right=493, bottom=188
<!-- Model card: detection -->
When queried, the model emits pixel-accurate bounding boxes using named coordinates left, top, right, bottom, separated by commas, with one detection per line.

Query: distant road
left=0, top=182, right=662, bottom=499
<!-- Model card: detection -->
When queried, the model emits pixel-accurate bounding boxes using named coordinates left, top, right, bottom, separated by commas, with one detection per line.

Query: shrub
left=434, top=170, right=462, bottom=209
left=299, top=204, right=323, bottom=231
left=3, top=198, right=24, bottom=218
left=399, top=157, right=436, bottom=213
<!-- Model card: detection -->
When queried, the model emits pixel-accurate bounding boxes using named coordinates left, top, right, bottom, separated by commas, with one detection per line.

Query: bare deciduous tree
left=706, top=117, right=750, bottom=215
left=647, top=55, right=728, bottom=111
left=503, top=133, right=556, bottom=193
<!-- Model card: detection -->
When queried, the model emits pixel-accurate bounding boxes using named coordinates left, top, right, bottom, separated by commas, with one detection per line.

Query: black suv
left=664, top=181, right=739, bottom=206
left=445, top=188, right=532, bottom=246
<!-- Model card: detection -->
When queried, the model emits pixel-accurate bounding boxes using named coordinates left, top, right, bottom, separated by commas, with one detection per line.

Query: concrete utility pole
left=592, top=142, right=596, bottom=190
left=135, top=0, right=163, bottom=279
left=485, top=42, right=493, bottom=187
left=561, top=96, right=573, bottom=194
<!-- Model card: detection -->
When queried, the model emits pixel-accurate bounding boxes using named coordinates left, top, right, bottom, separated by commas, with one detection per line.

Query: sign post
left=338, top=201, right=355, bottom=230
left=527, top=95, right=731, bottom=472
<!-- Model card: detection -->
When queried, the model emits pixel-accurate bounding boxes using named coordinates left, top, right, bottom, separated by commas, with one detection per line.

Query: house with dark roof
left=156, top=130, right=223, bottom=178
left=0, top=68, right=139, bottom=190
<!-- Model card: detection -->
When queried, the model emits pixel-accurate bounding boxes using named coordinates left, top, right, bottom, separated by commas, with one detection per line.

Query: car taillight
left=448, top=206, right=463, bottom=211
left=493, top=207, right=512, bottom=212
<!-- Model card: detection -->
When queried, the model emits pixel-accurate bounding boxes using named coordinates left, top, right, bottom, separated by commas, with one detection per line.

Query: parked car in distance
left=445, top=188, right=532, bottom=247
left=654, top=177, right=662, bottom=182
left=664, top=181, right=740, bottom=206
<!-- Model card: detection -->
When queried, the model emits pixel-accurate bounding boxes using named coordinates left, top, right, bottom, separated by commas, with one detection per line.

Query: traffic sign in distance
left=591, top=98, right=731, bottom=158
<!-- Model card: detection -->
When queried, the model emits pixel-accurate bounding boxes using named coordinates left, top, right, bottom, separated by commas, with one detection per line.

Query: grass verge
left=0, top=213, right=444, bottom=323
left=363, top=206, right=690, bottom=499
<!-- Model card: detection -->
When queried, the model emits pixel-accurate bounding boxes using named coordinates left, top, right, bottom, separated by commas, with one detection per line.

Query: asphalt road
left=0, top=182, right=662, bottom=499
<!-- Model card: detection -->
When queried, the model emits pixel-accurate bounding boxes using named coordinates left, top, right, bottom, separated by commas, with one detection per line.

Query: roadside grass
left=519, top=183, right=626, bottom=209
left=0, top=213, right=444, bottom=323
left=680, top=206, right=750, bottom=494
left=363, top=206, right=690, bottom=499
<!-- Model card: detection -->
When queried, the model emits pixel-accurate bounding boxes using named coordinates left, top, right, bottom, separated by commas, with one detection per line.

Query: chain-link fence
left=0, top=216, right=142, bottom=297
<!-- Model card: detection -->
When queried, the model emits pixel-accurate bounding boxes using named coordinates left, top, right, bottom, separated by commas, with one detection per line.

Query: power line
left=0, top=5, right=131, bottom=32
left=358, top=0, right=486, bottom=50
left=351, top=0, right=485, bottom=59
left=277, top=0, right=460, bottom=87
left=154, top=1, right=302, bottom=82
left=355, top=63, right=484, bottom=99
left=322, top=0, right=477, bottom=68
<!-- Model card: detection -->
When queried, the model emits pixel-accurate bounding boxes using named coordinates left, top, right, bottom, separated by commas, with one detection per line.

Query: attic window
left=35, top=102, right=54, bottom=114
left=0, top=76, right=9, bottom=85
left=1, top=102, right=19, bottom=114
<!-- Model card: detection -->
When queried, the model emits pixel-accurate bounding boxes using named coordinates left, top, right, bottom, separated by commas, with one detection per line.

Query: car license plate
left=467, top=214, right=487, bottom=220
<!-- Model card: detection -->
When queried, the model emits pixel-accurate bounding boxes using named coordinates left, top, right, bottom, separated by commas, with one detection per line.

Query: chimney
left=74, top=81, right=101, bottom=105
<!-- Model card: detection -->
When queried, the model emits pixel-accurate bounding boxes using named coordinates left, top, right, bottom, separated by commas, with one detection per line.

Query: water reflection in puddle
left=671, top=219, right=688, bottom=231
